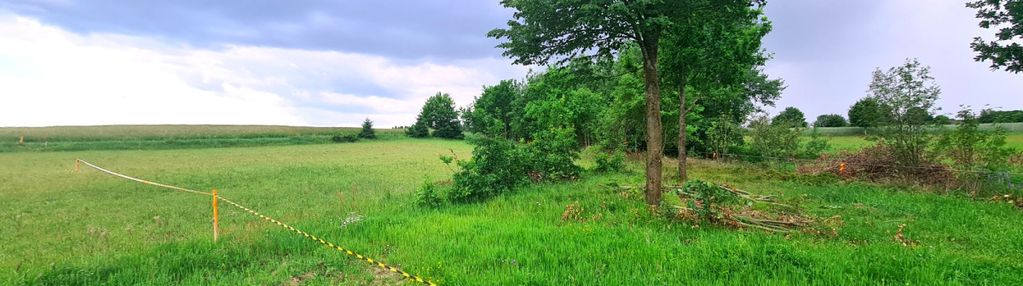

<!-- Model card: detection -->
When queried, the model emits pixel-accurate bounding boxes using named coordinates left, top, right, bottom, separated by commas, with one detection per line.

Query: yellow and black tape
left=75, top=159, right=437, bottom=285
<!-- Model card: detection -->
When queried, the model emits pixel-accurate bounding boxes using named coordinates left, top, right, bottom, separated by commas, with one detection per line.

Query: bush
left=801, top=129, right=831, bottom=159
left=747, top=115, right=801, bottom=160
left=449, top=136, right=527, bottom=202
left=331, top=134, right=359, bottom=143
left=934, top=108, right=1019, bottom=193
left=449, top=128, right=581, bottom=203
left=705, top=116, right=743, bottom=158
left=522, top=127, right=580, bottom=180
left=414, top=180, right=444, bottom=208
left=593, top=150, right=626, bottom=173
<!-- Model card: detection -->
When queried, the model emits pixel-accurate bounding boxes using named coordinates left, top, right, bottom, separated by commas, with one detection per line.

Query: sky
left=0, top=1, right=1019, bottom=127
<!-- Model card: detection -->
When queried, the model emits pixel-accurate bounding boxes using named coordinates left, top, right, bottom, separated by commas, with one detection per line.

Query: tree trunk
left=640, top=44, right=663, bottom=208
left=677, top=80, right=687, bottom=184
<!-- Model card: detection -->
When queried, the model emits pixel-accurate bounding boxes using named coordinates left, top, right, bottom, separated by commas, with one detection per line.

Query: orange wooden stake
left=212, top=188, right=220, bottom=243
left=839, top=162, right=847, bottom=175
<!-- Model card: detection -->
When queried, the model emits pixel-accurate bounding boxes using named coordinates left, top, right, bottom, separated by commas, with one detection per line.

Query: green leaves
left=966, top=0, right=1022, bottom=73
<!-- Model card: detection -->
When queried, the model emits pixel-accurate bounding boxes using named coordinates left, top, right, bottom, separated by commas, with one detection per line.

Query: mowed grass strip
left=2, top=139, right=1023, bottom=284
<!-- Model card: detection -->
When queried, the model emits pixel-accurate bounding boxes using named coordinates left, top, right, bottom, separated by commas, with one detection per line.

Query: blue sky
left=0, top=0, right=1019, bottom=127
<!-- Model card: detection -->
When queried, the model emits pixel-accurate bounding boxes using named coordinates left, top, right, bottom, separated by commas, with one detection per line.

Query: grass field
left=3, top=127, right=1023, bottom=285
left=0, top=125, right=405, bottom=152
left=819, top=133, right=1023, bottom=153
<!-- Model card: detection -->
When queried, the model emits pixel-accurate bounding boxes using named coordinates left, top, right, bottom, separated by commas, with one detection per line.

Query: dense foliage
left=870, top=59, right=942, bottom=167
left=980, top=109, right=1023, bottom=123
left=409, top=93, right=464, bottom=139
left=848, top=97, right=889, bottom=128
left=813, top=114, right=848, bottom=127
left=772, top=107, right=807, bottom=127
left=935, top=108, right=1019, bottom=192
left=966, top=0, right=1023, bottom=73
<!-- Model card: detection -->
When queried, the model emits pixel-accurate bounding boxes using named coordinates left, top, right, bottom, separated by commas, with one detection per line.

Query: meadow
left=2, top=127, right=1023, bottom=285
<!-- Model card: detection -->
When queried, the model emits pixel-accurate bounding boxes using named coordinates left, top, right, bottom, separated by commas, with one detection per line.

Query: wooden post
left=18, top=136, right=24, bottom=145
left=75, top=159, right=80, bottom=173
left=212, top=188, right=220, bottom=243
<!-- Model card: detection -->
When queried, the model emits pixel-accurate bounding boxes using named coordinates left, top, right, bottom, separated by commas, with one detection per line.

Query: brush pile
left=798, top=145, right=955, bottom=185
left=669, top=181, right=827, bottom=234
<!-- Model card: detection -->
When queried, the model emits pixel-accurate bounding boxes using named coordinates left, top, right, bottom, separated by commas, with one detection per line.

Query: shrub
left=358, top=118, right=376, bottom=139
left=848, top=97, right=889, bottom=128
left=449, top=127, right=582, bottom=203
left=331, top=134, right=359, bottom=143
left=934, top=108, right=1019, bottom=193
left=747, top=115, right=801, bottom=160
left=800, top=129, right=831, bottom=159
left=449, top=136, right=527, bottom=202
left=414, top=180, right=444, bottom=208
left=705, top=116, right=743, bottom=159
left=522, top=127, right=580, bottom=181
left=593, top=150, right=626, bottom=173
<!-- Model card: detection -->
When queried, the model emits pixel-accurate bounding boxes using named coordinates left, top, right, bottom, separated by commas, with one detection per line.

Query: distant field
left=0, top=125, right=405, bottom=152
left=818, top=133, right=1023, bottom=153
left=3, top=126, right=1023, bottom=284
left=808, top=122, right=1023, bottom=136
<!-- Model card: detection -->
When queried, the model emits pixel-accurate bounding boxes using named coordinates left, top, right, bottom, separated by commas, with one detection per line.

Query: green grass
left=817, top=133, right=1023, bottom=153
left=3, top=135, right=1023, bottom=284
left=0, top=125, right=405, bottom=152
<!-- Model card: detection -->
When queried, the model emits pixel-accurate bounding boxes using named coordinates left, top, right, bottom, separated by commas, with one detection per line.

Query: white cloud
left=0, top=14, right=527, bottom=127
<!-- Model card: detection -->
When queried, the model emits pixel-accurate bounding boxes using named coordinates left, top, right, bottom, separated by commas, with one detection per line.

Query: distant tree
left=848, top=97, right=889, bottom=128
left=411, top=92, right=463, bottom=139
left=870, top=58, right=942, bottom=166
left=979, top=108, right=1023, bottom=123
left=406, top=116, right=429, bottom=138
left=358, top=118, right=376, bottom=139
left=772, top=107, right=807, bottom=127
left=932, top=114, right=953, bottom=125
left=966, top=0, right=1023, bottom=73
left=813, top=114, right=848, bottom=127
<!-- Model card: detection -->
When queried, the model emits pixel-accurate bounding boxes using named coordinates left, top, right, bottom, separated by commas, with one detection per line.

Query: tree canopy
left=772, top=107, right=807, bottom=128
left=966, top=0, right=1023, bottom=73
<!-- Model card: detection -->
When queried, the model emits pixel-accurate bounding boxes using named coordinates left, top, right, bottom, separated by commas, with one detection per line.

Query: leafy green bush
left=593, top=150, right=626, bottom=173
left=801, top=129, right=831, bottom=159
left=449, top=136, right=527, bottom=202
left=705, top=116, right=743, bottom=158
left=934, top=108, right=1019, bottom=193
left=331, top=134, right=359, bottom=143
left=414, top=180, right=444, bottom=208
left=747, top=115, right=800, bottom=160
left=522, top=127, right=580, bottom=180
left=680, top=180, right=739, bottom=221
left=449, top=128, right=581, bottom=203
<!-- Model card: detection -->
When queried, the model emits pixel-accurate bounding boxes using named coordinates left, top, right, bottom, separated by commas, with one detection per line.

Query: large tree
left=412, top=92, right=464, bottom=139
left=659, top=1, right=773, bottom=182
left=489, top=0, right=678, bottom=207
left=966, top=0, right=1023, bottom=73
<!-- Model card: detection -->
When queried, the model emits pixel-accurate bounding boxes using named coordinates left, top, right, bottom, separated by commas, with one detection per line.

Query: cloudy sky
left=0, top=1, right=1019, bottom=127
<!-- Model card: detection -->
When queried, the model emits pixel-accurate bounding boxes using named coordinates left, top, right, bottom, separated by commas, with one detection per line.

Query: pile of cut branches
left=669, top=181, right=819, bottom=233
